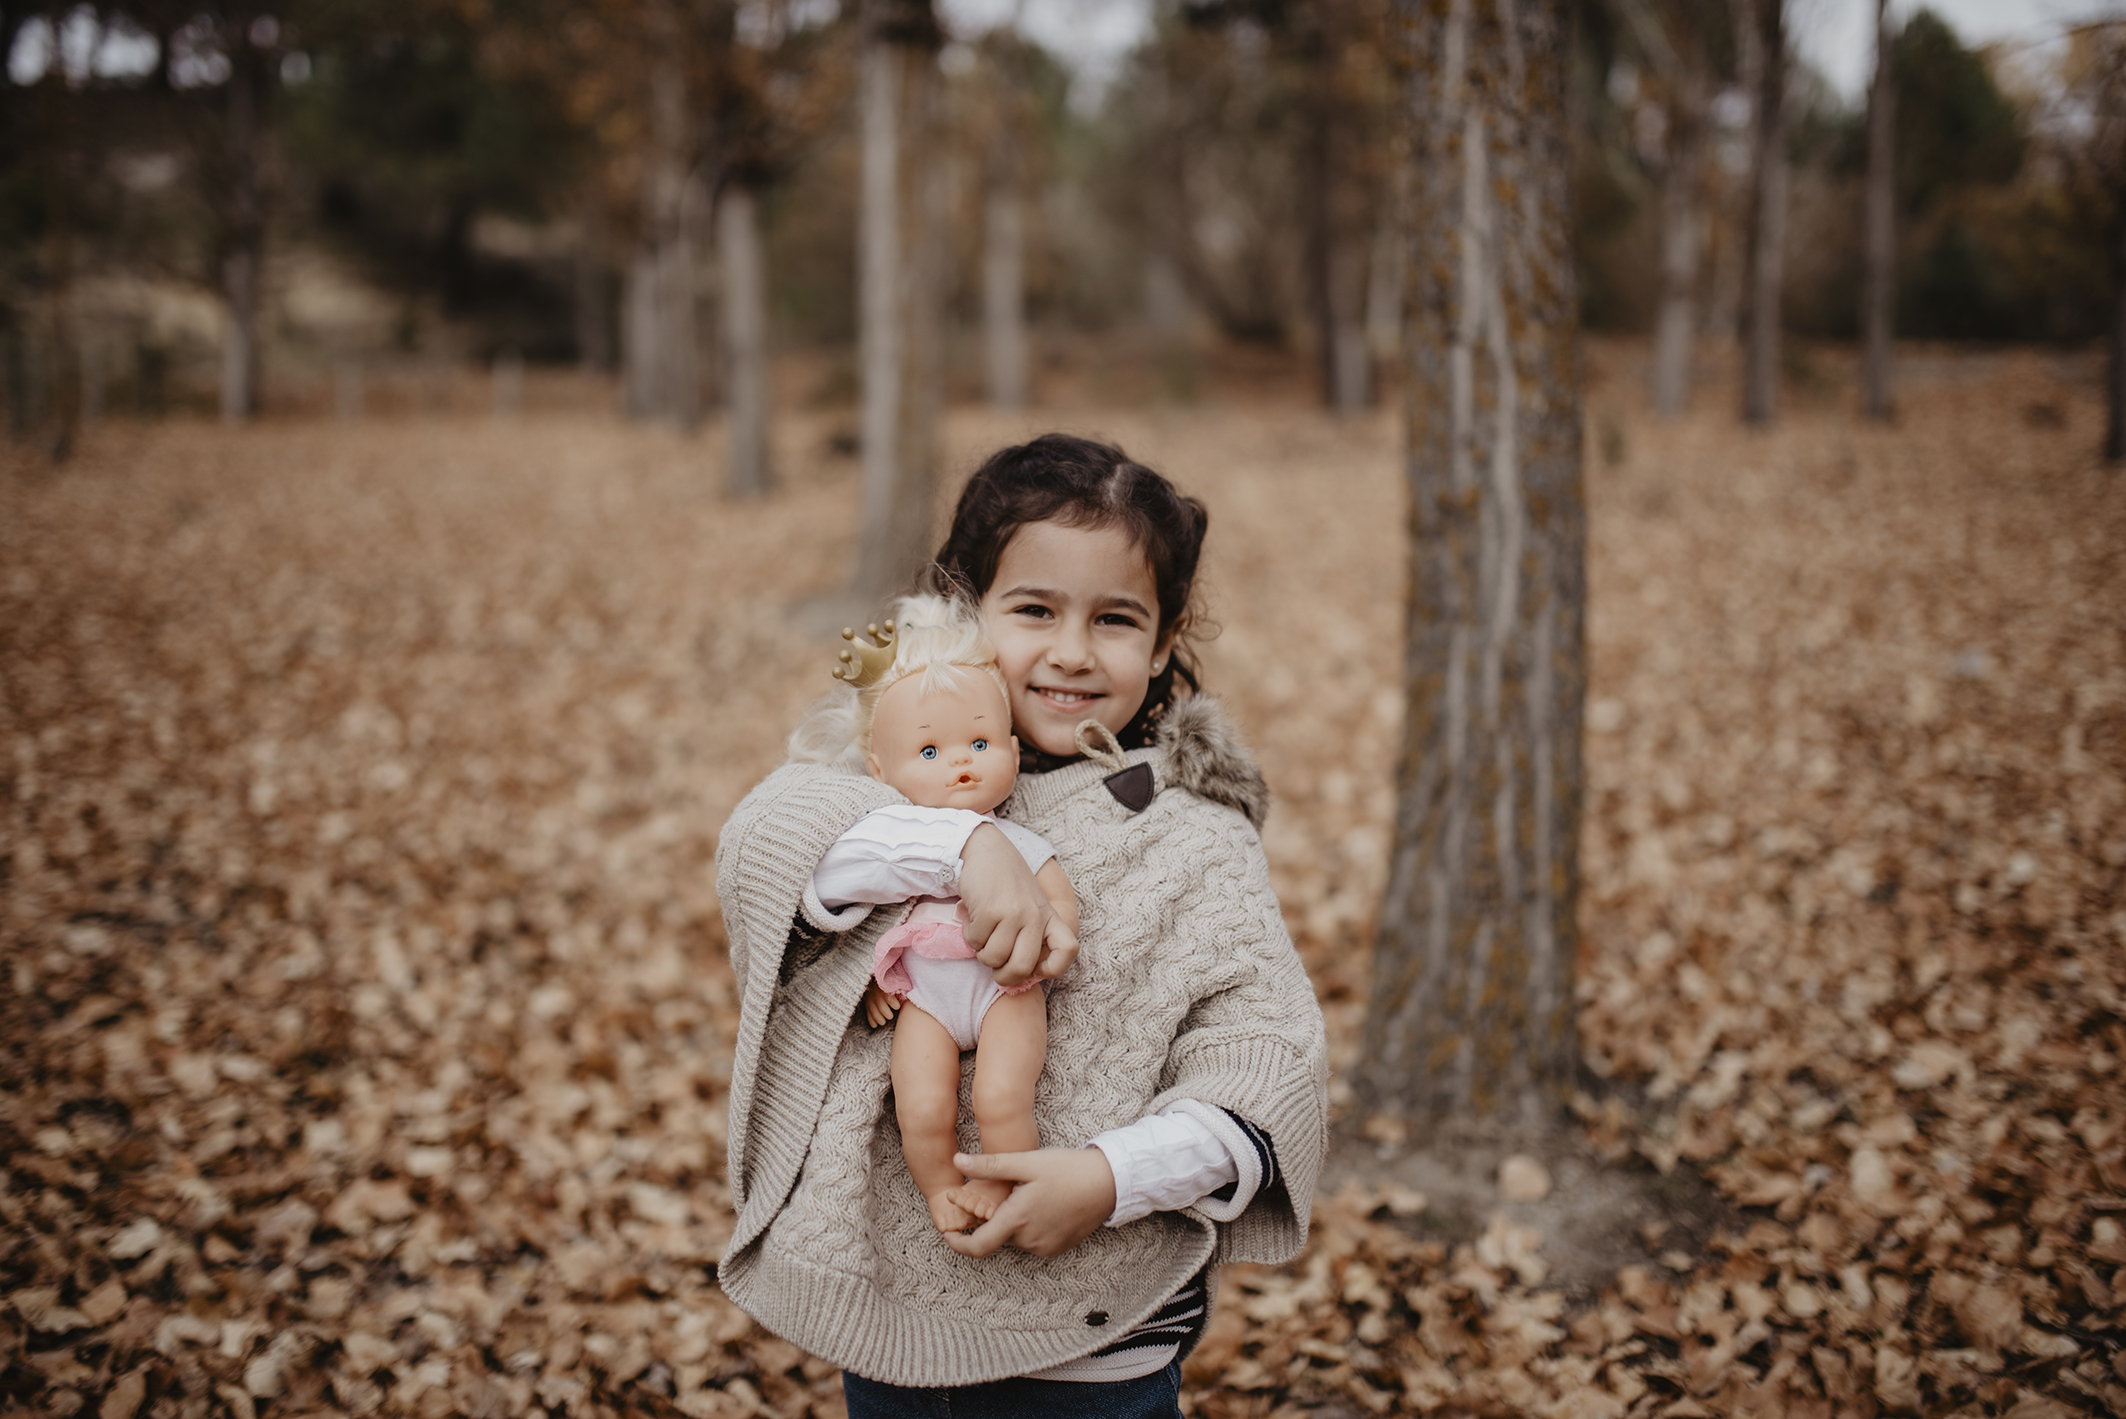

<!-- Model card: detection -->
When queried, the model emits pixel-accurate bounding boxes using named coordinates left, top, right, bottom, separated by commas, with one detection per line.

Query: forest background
left=4, top=3, right=2126, bottom=1419
left=3, top=0, right=2120, bottom=428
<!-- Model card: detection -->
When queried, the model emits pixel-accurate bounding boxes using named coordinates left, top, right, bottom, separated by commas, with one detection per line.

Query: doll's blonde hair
left=786, top=594, right=1010, bottom=766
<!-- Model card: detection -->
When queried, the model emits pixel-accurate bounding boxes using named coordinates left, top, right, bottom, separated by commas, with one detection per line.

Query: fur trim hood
left=1158, top=696, right=1270, bottom=830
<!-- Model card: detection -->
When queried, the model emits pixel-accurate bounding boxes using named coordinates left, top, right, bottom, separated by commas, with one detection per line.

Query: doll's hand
left=862, top=983, right=902, bottom=1029
left=958, top=824, right=1051, bottom=988
left=942, top=1148, right=1116, bottom=1259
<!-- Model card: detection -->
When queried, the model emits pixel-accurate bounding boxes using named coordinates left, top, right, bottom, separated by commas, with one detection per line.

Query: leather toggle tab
left=1103, top=763, right=1154, bottom=813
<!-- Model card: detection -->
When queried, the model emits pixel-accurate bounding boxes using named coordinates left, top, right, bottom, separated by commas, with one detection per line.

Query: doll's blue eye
left=920, top=746, right=937, bottom=760
left=972, top=738, right=989, bottom=752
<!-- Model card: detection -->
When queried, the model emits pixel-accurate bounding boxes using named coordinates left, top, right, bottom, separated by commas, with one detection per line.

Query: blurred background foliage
left=0, top=0, right=2119, bottom=426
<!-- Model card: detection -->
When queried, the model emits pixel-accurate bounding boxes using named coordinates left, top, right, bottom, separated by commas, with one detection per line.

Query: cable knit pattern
left=713, top=699, right=1328, bottom=1387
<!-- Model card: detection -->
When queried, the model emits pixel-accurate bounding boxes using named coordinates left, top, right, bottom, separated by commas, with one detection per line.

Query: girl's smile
left=978, top=520, right=1175, bottom=759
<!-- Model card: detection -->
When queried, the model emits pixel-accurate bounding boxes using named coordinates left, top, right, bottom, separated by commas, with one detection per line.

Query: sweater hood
left=1158, top=696, right=1269, bottom=830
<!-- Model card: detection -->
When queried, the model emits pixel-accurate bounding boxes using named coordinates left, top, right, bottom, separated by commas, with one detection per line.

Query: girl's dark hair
left=927, top=434, right=1210, bottom=751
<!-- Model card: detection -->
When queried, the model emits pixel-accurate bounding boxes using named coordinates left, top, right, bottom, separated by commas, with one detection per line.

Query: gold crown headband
left=830, top=621, right=897, bottom=688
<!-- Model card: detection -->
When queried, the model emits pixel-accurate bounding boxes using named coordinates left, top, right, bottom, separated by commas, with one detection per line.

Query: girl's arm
left=941, top=1104, right=1273, bottom=1259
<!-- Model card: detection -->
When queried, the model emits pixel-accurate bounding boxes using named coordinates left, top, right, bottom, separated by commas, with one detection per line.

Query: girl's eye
left=971, top=738, right=989, bottom=752
left=919, top=746, right=937, bottom=760
left=1097, top=613, right=1142, bottom=629
left=1009, top=603, right=1053, bottom=620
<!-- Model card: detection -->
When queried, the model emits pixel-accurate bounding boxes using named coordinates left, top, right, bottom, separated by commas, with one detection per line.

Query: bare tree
left=978, top=32, right=1031, bottom=411
left=575, top=195, right=616, bottom=373
left=2100, top=25, right=2126, bottom=463
left=1616, top=0, right=1714, bottom=417
left=1299, top=1, right=1385, bottom=413
left=625, top=4, right=702, bottom=427
left=2113, top=166, right=2125, bottom=463
left=983, top=121, right=1028, bottom=410
left=719, top=182, right=772, bottom=495
left=852, top=0, right=945, bottom=601
left=1358, top=0, right=1586, bottom=1129
left=219, top=12, right=268, bottom=423
left=1862, top=0, right=1895, bottom=421
left=1739, top=0, right=1787, bottom=425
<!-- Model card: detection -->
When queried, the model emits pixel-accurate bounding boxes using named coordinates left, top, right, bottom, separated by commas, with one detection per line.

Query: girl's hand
left=1033, top=859, right=1079, bottom=981
left=943, top=1148, right=1116, bottom=1259
left=957, top=824, right=1052, bottom=987
left=1034, top=917, right=1079, bottom=982
left=862, top=983, right=901, bottom=1029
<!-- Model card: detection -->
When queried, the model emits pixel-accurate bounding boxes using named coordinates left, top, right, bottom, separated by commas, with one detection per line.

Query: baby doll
left=822, top=598, right=1078, bottom=1233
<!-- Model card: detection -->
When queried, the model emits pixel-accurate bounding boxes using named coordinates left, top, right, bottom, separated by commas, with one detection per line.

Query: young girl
left=815, top=596, right=1080, bottom=1234
left=715, top=435, right=1327, bottom=1415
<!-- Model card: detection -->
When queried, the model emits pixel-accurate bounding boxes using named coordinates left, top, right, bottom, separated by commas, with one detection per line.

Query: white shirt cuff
left=1089, top=1100, right=1256, bottom=1227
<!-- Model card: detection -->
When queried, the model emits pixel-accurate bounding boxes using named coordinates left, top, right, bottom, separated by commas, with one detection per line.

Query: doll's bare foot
left=925, top=1189, right=978, bottom=1233
left=945, top=1177, right=1015, bottom=1220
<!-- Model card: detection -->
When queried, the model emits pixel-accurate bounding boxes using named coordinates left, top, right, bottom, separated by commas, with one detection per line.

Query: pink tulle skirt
left=873, top=916, right=1040, bottom=999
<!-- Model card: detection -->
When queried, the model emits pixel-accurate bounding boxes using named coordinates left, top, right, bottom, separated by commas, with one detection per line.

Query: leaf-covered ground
left=2, top=345, right=2121, bottom=1417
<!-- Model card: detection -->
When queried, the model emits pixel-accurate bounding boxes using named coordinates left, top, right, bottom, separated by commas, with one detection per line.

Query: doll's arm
left=811, top=805, right=988, bottom=907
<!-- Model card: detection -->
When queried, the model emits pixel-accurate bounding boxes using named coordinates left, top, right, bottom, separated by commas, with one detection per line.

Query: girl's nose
left=1048, top=620, right=1094, bottom=671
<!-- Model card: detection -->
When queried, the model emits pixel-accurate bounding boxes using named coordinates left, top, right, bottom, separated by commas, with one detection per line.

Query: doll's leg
left=890, top=1005, right=977, bottom=1233
left=945, top=988, right=1047, bottom=1220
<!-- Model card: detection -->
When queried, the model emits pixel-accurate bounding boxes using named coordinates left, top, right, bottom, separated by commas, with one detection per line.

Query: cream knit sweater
left=714, top=698, right=1329, bottom=1386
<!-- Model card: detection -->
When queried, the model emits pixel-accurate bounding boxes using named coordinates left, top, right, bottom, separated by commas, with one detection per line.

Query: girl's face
left=977, top=520, right=1175, bottom=759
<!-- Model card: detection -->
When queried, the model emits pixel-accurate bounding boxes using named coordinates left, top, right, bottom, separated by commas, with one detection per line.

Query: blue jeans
left=842, top=1360, right=1183, bottom=1419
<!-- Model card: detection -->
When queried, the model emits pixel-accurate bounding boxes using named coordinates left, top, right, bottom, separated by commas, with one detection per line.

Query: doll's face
left=977, top=520, right=1176, bottom=759
left=865, top=670, right=1019, bottom=813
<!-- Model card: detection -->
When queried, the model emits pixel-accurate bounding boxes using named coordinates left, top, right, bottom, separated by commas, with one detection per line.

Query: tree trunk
left=1360, top=0, right=1586, bottom=1131
left=1650, top=113, right=1704, bottom=417
left=1861, top=0, right=1895, bottom=422
left=2100, top=191, right=2117, bottom=461
left=983, top=134, right=1028, bottom=411
left=625, top=26, right=699, bottom=426
left=576, top=196, right=615, bottom=373
left=662, top=176, right=703, bottom=430
left=720, top=182, right=773, bottom=496
left=853, top=0, right=944, bottom=602
left=1365, top=172, right=1406, bottom=374
left=1329, top=243, right=1370, bottom=413
left=1740, top=0, right=1786, bottom=426
left=1304, top=75, right=1370, bottom=414
left=2110, top=187, right=2125, bottom=463
left=220, top=34, right=263, bottom=423
left=624, top=248, right=662, bottom=418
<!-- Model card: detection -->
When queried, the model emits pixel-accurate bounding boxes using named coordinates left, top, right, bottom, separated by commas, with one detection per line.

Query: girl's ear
left=1153, top=626, right=1179, bottom=669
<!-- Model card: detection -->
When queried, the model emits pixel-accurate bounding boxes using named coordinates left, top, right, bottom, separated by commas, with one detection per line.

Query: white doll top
left=811, top=805, right=1053, bottom=909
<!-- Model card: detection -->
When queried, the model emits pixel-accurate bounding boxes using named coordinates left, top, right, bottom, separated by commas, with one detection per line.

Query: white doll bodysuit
left=867, top=813, right=1053, bottom=1050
